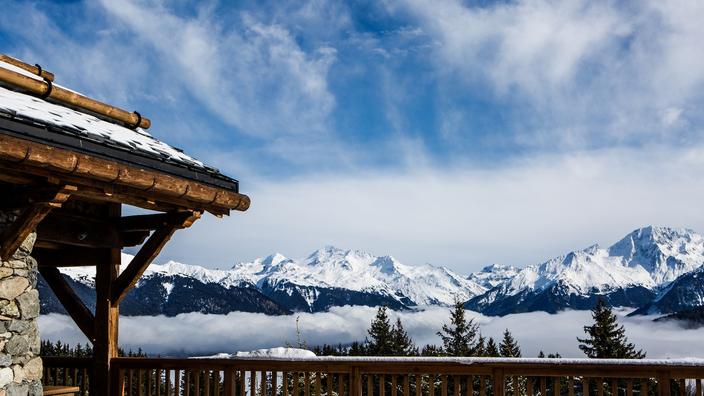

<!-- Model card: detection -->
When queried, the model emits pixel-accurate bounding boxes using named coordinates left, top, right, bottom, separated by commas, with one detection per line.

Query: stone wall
left=0, top=210, right=42, bottom=396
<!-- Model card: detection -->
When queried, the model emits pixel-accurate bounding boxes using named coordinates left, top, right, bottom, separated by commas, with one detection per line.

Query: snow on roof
left=0, top=60, right=217, bottom=175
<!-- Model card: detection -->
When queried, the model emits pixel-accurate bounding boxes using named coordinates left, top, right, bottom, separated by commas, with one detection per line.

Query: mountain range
left=38, top=226, right=704, bottom=322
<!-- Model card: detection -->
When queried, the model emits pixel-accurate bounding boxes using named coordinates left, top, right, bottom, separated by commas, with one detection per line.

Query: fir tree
left=421, top=344, right=442, bottom=357
left=475, top=335, right=486, bottom=357
left=391, top=317, right=417, bottom=356
left=367, top=306, right=394, bottom=355
left=577, top=299, right=645, bottom=359
left=499, top=329, right=521, bottom=357
left=437, top=299, right=481, bottom=356
left=485, top=337, right=499, bottom=357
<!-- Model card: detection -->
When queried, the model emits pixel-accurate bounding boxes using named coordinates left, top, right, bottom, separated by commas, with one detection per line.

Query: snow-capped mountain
left=38, top=226, right=704, bottom=318
left=467, top=226, right=704, bottom=316
left=232, top=246, right=486, bottom=311
left=40, top=248, right=486, bottom=316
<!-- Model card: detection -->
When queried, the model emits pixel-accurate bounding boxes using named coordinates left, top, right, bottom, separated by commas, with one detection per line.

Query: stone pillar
left=0, top=211, right=42, bottom=396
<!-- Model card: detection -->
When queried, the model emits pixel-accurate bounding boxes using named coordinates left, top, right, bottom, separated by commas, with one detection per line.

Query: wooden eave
left=0, top=132, right=250, bottom=216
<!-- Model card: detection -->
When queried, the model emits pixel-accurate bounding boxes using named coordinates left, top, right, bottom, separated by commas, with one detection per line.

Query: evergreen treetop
left=577, top=299, right=645, bottom=359
left=499, top=328, right=521, bottom=358
left=367, top=306, right=395, bottom=355
left=437, top=299, right=481, bottom=356
left=391, top=317, right=417, bottom=356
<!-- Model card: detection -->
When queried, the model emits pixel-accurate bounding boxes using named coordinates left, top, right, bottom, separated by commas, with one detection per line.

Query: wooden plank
left=39, top=267, right=96, bottom=342
left=494, top=370, right=505, bottom=396
left=657, top=373, right=670, bottom=396
left=36, top=212, right=128, bottom=248
left=242, top=371, right=248, bottom=396
left=273, top=371, right=280, bottom=396
left=442, top=375, right=448, bottom=396
left=696, top=379, right=702, bottom=396
left=393, top=375, right=398, bottom=396
left=416, top=375, right=422, bottom=396
left=292, top=373, right=298, bottom=396
left=611, top=380, right=617, bottom=396
left=381, top=375, right=385, bottom=396
left=454, top=376, right=460, bottom=396
left=404, top=375, right=410, bottom=396
left=568, top=378, right=574, bottom=396
left=640, top=380, right=648, bottom=396
left=367, top=375, right=372, bottom=396
left=527, top=377, right=533, bottom=396
left=305, top=372, right=311, bottom=396
left=596, top=378, right=603, bottom=396
left=0, top=184, right=74, bottom=260
left=339, top=373, right=344, bottom=396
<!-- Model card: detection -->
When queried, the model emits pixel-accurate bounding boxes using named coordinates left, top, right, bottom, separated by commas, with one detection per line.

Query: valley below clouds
left=39, top=307, right=704, bottom=359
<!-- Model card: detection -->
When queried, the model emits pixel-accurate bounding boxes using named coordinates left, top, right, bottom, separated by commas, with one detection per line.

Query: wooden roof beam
left=39, top=266, right=96, bottom=342
left=0, top=184, right=75, bottom=260
left=111, top=211, right=201, bottom=304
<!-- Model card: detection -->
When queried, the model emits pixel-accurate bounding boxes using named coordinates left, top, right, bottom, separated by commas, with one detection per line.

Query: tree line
left=312, top=298, right=645, bottom=359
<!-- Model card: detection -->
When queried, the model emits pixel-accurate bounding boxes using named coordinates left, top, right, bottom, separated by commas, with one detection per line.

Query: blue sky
left=3, top=0, right=704, bottom=272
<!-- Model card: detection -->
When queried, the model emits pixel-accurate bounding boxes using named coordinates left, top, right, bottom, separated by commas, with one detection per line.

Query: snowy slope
left=467, top=226, right=704, bottom=315
left=231, top=246, right=486, bottom=309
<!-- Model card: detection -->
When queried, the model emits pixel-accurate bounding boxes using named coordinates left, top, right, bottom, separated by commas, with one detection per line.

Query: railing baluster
left=381, top=375, right=386, bottom=396
left=454, top=375, right=460, bottom=396
left=626, top=380, right=633, bottom=396
left=392, top=375, right=398, bottom=396
left=596, top=378, right=603, bottom=396
left=696, top=379, right=702, bottom=396
left=554, top=377, right=560, bottom=396
left=315, top=372, right=321, bottom=396
left=273, top=371, right=279, bottom=396
left=678, top=379, right=685, bottom=396
left=582, top=378, right=589, bottom=396
left=241, top=371, right=248, bottom=396
left=568, top=378, right=574, bottom=396
left=442, top=375, right=448, bottom=396
left=416, top=375, right=422, bottom=396
left=184, top=370, right=190, bottom=396
left=194, top=370, right=200, bottom=396
left=282, top=372, right=288, bottom=396
left=639, top=380, right=647, bottom=396
left=527, top=377, right=533, bottom=396
left=339, top=373, right=345, bottom=396
left=261, top=371, right=268, bottom=396
left=367, top=374, right=372, bottom=396
left=213, top=370, right=220, bottom=396
left=610, top=379, right=617, bottom=396
left=305, top=372, right=311, bottom=396
left=479, top=376, right=485, bottom=396
left=166, top=369, right=172, bottom=396
left=127, top=368, right=133, bottom=396
left=404, top=375, right=410, bottom=396
left=540, top=378, right=546, bottom=396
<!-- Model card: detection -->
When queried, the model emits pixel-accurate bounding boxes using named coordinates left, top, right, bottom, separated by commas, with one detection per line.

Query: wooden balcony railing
left=42, top=356, right=704, bottom=396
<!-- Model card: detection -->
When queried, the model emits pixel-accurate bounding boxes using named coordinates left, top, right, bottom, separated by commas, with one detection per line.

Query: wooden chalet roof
left=0, top=56, right=249, bottom=216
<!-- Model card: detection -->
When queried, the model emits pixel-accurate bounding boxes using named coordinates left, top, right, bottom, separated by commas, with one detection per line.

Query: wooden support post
left=0, top=185, right=75, bottom=260
left=657, top=373, right=671, bottom=396
left=38, top=267, right=96, bottom=342
left=93, top=203, right=121, bottom=396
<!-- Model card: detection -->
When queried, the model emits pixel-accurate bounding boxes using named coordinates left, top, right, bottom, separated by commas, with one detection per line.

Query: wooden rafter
left=39, top=267, right=96, bottom=342
left=34, top=246, right=109, bottom=267
left=36, top=212, right=150, bottom=250
left=0, top=184, right=75, bottom=260
left=111, top=211, right=201, bottom=304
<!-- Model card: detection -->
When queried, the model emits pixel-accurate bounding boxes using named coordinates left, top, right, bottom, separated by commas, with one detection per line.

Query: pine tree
left=475, top=335, right=486, bottom=357
left=367, top=306, right=394, bottom=355
left=577, top=299, right=645, bottom=359
left=391, top=317, right=417, bottom=356
left=499, top=329, right=521, bottom=357
left=421, top=344, right=442, bottom=356
left=437, top=299, right=481, bottom=356
left=485, top=337, right=499, bottom=357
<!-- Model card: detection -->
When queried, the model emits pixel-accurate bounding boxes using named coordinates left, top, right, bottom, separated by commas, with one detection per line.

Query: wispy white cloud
left=38, top=307, right=704, bottom=358
left=394, top=0, right=704, bottom=148
left=158, top=144, right=704, bottom=273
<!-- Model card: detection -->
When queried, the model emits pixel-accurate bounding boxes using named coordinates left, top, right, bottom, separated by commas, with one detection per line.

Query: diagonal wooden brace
left=111, top=210, right=201, bottom=304
left=0, top=184, right=75, bottom=261
left=39, top=266, right=96, bottom=342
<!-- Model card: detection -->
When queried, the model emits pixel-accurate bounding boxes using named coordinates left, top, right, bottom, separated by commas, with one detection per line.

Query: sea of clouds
left=38, top=307, right=704, bottom=358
